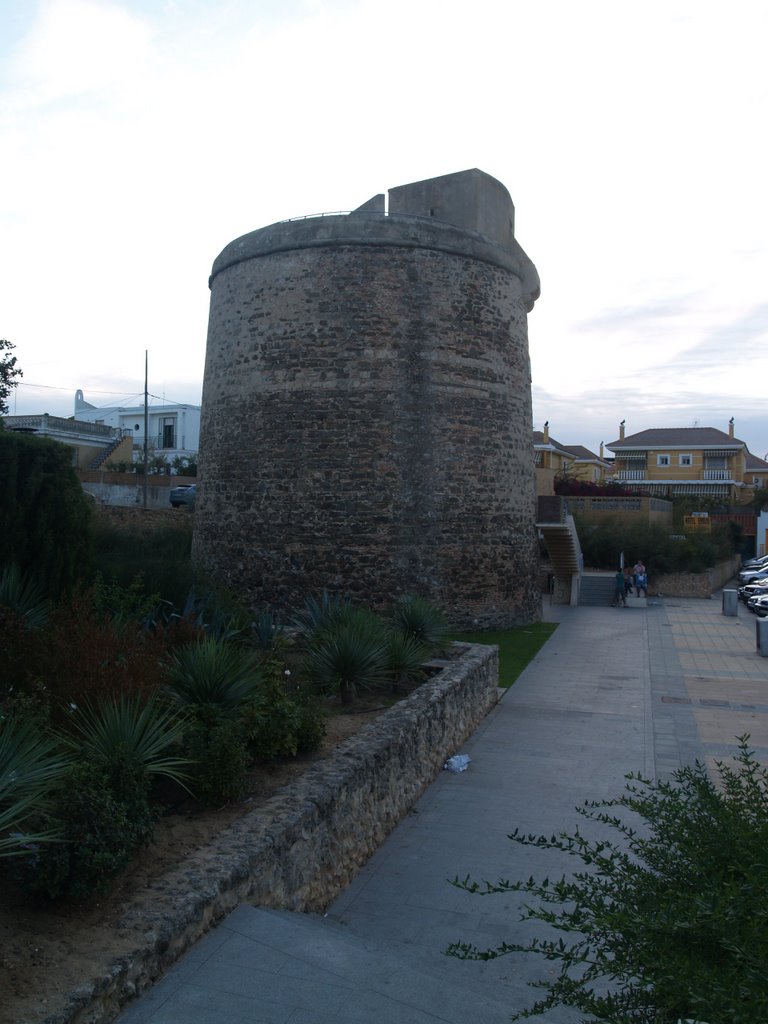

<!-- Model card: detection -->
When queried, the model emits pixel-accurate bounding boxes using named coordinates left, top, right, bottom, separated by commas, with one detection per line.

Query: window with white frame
left=679, top=454, right=692, bottom=467
left=657, top=454, right=670, bottom=467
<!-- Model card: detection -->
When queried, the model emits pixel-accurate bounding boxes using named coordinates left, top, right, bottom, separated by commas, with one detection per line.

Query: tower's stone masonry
left=194, top=170, right=541, bottom=628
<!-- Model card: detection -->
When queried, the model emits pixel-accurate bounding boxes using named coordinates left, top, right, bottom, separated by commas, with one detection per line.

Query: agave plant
left=390, top=594, right=448, bottom=654
left=63, top=694, right=192, bottom=790
left=163, top=586, right=251, bottom=643
left=291, top=590, right=356, bottom=642
left=164, top=636, right=264, bottom=718
left=306, top=609, right=388, bottom=704
left=0, top=564, right=50, bottom=630
left=0, top=714, right=69, bottom=857
left=251, top=607, right=285, bottom=651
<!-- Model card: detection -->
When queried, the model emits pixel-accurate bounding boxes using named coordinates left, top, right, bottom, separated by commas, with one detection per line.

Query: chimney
left=619, top=420, right=625, bottom=441
left=543, top=420, right=549, bottom=443
left=600, top=442, right=604, bottom=459
left=728, top=417, right=734, bottom=439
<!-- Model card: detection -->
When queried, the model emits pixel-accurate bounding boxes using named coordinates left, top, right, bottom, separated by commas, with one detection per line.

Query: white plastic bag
left=443, top=754, right=471, bottom=773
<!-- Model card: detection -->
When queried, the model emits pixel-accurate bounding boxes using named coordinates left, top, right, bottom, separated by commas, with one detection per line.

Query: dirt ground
left=0, top=702, right=391, bottom=1024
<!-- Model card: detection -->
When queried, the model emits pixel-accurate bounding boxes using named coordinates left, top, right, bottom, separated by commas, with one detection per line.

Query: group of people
left=613, top=560, right=647, bottom=607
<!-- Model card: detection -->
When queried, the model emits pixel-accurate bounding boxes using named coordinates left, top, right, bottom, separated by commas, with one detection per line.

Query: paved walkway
left=117, top=590, right=768, bottom=1023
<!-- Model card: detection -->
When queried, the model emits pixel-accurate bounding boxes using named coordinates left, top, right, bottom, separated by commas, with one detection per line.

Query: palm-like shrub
left=164, top=637, right=263, bottom=804
left=384, top=630, right=429, bottom=690
left=0, top=564, right=50, bottom=629
left=0, top=714, right=69, bottom=857
left=306, top=609, right=388, bottom=704
left=164, top=637, right=263, bottom=719
left=63, top=695, right=191, bottom=790
left=390, top=595, right=448, bottom=653
left=60, top=695, right=192, bottom=850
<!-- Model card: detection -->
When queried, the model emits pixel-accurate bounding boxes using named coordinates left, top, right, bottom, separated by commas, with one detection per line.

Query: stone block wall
left=52, top=643, right=500, bottom=1024
left=650, top=556, right=741, bottom=597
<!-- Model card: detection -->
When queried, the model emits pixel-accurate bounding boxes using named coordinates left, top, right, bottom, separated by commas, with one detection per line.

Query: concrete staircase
left=579, top=573, right=616, bottom=606
left=129, top=904, right=522, bottom=1024
left=579, top=573, right=647, bottom=608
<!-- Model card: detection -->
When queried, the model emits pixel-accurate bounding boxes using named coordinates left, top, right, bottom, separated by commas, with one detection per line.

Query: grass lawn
left=449, top=622, right=558, bottom=688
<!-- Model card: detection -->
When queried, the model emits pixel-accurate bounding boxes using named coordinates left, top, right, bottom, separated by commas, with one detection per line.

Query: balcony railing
left=3, top=414, right=118, bottom=438
left=616, top=470, right=647, bottom=481
left=704, top=469, right=731, bottom=481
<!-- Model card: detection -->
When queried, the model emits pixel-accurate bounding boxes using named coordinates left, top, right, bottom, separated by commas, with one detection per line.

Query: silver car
left=170, top=483, right=196, bottom=510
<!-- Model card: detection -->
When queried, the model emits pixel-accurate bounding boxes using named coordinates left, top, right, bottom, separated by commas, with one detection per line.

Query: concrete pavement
left=117, top=590, right=768, bottom=1023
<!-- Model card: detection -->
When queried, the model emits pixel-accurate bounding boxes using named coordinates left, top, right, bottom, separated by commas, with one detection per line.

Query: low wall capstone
left=45, top=642, right=500, bottom=1024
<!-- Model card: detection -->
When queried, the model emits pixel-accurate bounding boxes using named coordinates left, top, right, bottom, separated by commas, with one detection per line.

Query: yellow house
left=533, top=424, right=575, bottom=496
left=745, top=451, right=768, bottom=491
left=560, top=444, right=611, bottom=485
left=534, top=424, right=610, bottom=495
left=607, top=421, right=754, bottom=503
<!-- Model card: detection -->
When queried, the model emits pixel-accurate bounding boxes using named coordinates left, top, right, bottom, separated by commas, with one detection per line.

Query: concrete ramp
left=119, top=905, right=518, bottom=1023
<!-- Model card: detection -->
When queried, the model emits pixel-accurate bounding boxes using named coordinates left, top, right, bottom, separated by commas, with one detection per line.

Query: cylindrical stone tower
left=193, top=169, right=541, bottom=628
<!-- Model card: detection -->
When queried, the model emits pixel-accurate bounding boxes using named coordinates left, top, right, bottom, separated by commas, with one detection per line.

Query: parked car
left=741, top=554, right=768, bottom=570
left=748, top=594, right=768, bottom=617
left=739, top=582, right=768, bottom=603
left=170, top=483, right=196, bottom=510
left=737, top=567, right=768, bottom=584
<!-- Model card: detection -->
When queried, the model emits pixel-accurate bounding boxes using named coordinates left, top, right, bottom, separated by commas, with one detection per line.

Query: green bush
left=185, top=718, right=249, bottom=805
left=18, top=760, right=137, bottom=901
left=92, top=521, right=194, bottom=609
left=0, top=432, right=93, bottom=595
left=574, top=514, right=737, bottom=575
left=294, top=697, right=327, bottom=753
left=242, top=661, right=327, bottom=759
left=448, top=737, right=768, bottom=1023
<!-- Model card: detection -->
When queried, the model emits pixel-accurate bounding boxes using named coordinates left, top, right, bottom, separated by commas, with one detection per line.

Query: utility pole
left=143, top=350, right=148, bottom=509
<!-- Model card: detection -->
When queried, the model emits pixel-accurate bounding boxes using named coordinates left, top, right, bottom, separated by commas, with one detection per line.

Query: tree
left=0, top=431, right=93, bottom=595
left=448, top=737, right=768, bottom=1023
left=0, top=339, right=23, bottom=417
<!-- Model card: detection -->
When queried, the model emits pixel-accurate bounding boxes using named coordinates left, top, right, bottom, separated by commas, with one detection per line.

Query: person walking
left=613, top=568, right=627, bottom=607
left=634, top=561, right=648, bottom=597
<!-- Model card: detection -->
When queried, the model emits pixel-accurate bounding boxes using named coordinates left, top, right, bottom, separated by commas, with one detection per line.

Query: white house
left=74, top=390, right=200, bottom=467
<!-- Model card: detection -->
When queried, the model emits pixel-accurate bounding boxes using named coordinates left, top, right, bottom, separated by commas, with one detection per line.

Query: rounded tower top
left=209, top=170, right=540, bottom=311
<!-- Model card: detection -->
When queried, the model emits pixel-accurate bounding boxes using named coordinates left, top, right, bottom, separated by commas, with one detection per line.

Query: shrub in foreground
left=447, top=736, right=768, bottom=1023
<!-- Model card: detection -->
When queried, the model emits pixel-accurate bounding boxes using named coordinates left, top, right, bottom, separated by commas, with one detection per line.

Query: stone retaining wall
left=49, top=642, right=499, bottom=1024
left=650, top=555, right=741, bottom=598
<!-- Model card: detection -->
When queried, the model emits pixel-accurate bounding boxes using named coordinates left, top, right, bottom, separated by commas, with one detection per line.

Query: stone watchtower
left=193, top=169, right=541, bottom=628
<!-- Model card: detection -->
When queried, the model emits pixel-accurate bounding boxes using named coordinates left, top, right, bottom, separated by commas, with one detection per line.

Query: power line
left=147, top=392, right=201, bottom=407
left=18, top=381, right=143, bottom=398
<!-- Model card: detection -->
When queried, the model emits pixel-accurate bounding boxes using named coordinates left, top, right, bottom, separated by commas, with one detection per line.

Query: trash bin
left=757, top=618, right=768, bottom=657
left=722, top=589, right=738, bottom=617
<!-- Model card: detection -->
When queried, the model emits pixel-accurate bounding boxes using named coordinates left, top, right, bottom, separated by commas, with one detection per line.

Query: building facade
left=74, top=390, right=200, bottom=467
left=1, top=413, right=133, bottom=469
left=607, top=422, right=755, bottom=503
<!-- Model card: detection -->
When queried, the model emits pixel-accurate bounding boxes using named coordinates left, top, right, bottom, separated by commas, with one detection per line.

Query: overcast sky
left=2, top=0, right=767, bottom=458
